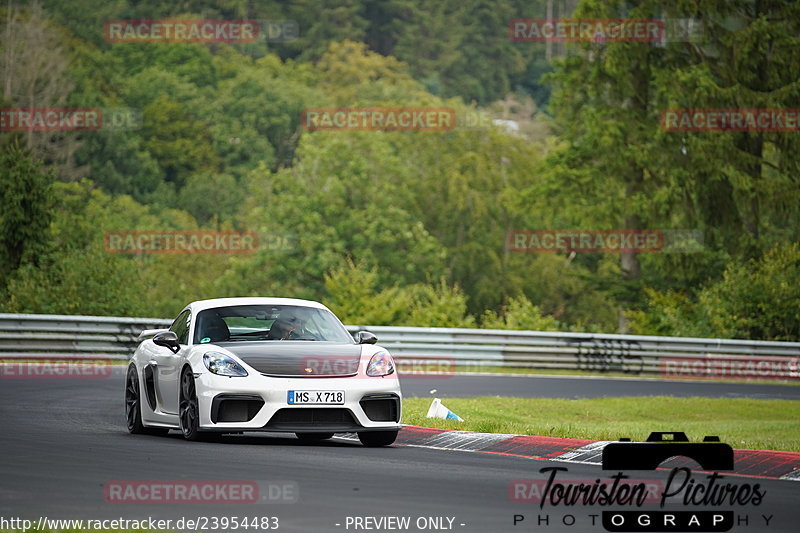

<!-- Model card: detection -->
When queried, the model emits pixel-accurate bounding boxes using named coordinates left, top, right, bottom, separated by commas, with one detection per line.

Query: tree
left=630, top=243, right=800, bottom=341
left=209, top=54, right=325, bottom=174
left=140, top=94, right=220, bottom=188
left=215, top=129, right=449, bottom=300
left=445, top=0, right=525, bottom=104
left=296, top=0, right=369, bottom=62
left=315, top=40, right=425, bottom=105
left=698, top=243, right=800, bottom=341
left=324, top=259, right=475, bottom=327
left=536, top=0, right=800, bottom=331
left=387, top=0, right=467, bottom=97
left=75, top=129, right=164, bottom=201
left=654, top=0, right=800, bottom=258
left=0, top=1, right=82, bottom=178
left=0, top=145, right=53, bottom=290
left=480, top=295, right=560, bottom=331
left=178, top=171, right=241, bottom=223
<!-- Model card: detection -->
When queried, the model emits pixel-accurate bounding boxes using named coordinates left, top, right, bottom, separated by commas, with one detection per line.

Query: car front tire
left=179, top=368, right=208, bottom=441
left=358, top=430, right=398, bottom=447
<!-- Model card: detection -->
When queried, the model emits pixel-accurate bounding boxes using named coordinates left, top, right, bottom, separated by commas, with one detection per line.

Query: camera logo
left=602, top=432, right=734, bottom=471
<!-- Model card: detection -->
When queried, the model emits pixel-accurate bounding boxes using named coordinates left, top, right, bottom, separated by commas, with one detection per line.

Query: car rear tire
left=295, top=432, right=335, bottom=441
left=358, top=430, right=398, bottom=447
left=125, top=365, right=168, bottom=436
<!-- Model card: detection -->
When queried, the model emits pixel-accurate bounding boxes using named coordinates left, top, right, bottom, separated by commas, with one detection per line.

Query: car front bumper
left=195, top=371, right=402, bottom=432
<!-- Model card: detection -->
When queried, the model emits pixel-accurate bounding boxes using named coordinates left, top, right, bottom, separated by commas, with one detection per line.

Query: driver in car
left=268, top=311, right=306, bottom=340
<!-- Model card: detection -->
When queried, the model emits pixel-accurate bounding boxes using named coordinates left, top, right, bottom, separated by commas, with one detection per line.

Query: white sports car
left=125, top=297, right=401, bottom=446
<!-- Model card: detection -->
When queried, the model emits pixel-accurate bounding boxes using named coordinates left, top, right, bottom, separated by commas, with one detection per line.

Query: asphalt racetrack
left=1, top=369, right=798, bottom=532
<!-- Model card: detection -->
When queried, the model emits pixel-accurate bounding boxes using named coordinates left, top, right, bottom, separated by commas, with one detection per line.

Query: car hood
left=216, top=342, right=362, bottom=376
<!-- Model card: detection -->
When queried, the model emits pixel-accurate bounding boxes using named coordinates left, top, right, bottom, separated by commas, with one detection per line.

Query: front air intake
left=359, top=394, right=400, bottom=422
left=211, top=394, right=264, bottom=423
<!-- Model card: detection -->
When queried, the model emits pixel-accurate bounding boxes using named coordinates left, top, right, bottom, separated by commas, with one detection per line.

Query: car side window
left=169, top=310, right=191, bottom=345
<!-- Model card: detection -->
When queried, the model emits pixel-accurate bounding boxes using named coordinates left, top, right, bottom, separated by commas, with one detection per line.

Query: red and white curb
left=339, top=426, right=800, bottom=481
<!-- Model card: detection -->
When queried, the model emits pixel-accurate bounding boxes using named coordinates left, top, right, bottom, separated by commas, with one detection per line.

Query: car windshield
left=192, top=305, right=353, bottom=344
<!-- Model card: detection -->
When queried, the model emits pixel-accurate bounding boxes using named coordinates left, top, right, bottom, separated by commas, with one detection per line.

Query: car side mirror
left=153, top=331, right=181, bottom=354
left=354, top=331, right=378, bottom=344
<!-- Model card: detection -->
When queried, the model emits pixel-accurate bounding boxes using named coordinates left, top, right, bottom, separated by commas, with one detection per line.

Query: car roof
left=185, top=297, right=330, bottom=314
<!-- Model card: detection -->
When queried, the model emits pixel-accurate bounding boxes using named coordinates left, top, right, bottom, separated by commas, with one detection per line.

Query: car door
left=154, top=309, right=191, bottom=415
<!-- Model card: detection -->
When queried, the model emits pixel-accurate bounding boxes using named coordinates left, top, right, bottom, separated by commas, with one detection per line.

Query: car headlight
left=203, top=351, right=248, bottom=377
left=366, top=351, right=395, bottom=377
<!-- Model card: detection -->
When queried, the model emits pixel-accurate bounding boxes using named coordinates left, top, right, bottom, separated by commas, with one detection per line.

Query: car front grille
left=264, top=408, right=360, bottom=430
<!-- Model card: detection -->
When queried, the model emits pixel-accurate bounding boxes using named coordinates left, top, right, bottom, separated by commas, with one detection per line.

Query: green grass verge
left=402, top=396, right=800, bottom=452
left=453, top=365, right=800, bottom=386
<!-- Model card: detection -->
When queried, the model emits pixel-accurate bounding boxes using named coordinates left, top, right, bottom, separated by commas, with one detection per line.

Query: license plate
left=287, top=390, right=345, bottom=405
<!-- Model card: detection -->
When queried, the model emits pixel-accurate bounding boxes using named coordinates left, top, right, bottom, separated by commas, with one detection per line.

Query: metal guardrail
left=1, top=313, right=799, bottom=380
left=0, top=313, right=171, bottom=359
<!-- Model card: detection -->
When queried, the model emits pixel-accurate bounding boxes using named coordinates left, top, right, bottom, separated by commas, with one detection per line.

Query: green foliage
left=75, top=129, right=164, bottom=201
left=629, top=244, right=800, bottom=341
left=445, top=0, right=525, bottom=104
left=315, top=40, right=426, bottom=105
left=297, top=0, right=369, bottom=62
left=480, top=295, right=559, bottom=331
left=2, top=181, right=148, bottom=315
left=177, top=172, right=241, bottom=224
left=405, top=280, right=476, bottom=328
left=0, top=145, right=54, bottom=289
left=4, top=245, right=148, bottom=316
left=324, top=260, right=474, bottom=327
left=323, top=260, right=412, bottom=325
left=1, top=0, right=797, bottom=342
left=140, top=95, right=220, bottom=187
left=698, top=244, right=800, bottom=341
left=210, top=54, right=325, bottom=172
left=626, top=289, right=705, bottom=338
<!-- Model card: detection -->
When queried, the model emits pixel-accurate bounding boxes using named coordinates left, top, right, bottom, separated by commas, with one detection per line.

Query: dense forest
left=1, top=0, right=798, bottom=341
